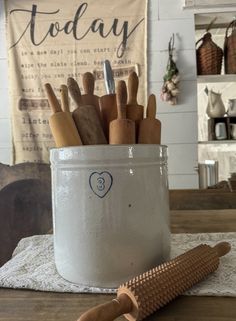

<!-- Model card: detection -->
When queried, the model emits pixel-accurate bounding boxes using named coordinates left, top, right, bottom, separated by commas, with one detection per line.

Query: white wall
left=149, top=0, right=198, bottom=188
left=0, top=0, right=12, bottom=164
left=0, top=0, right=199, bottom=188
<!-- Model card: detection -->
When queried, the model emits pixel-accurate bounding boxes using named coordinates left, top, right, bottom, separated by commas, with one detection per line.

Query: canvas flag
left=5, top=0, right=147, bottom=163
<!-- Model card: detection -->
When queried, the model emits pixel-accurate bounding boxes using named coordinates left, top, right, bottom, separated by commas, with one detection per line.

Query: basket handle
left=196, top=33, right=213, bottom=49
left=225, top=20, right=236, bottom=39
left=196, top=36, right=204, bottom=48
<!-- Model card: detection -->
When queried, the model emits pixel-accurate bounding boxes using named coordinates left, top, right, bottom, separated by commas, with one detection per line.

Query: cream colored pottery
left=50, top=145, right=170, bottom=288
left=206, top=90, right=226, bottom=118
left=227, top=99, right=236, bottom=117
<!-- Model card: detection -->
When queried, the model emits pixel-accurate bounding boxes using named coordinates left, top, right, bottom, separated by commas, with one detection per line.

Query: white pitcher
left=227, top=99, right=236, bottom=117
left=206, top=89, right=226, bottom=118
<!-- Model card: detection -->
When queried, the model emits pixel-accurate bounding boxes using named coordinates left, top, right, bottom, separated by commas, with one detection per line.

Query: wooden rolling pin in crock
left=60, top=84, right=70, bottom=113
left=67, top=77, right=107, bottom=145
left=99, top=60, right=117, bottom=140
left=126, top=71, right=144, bottom=140
left=109, top=80, right=135, bottom=144
left=138, top=94, right=161, bottom=144
left=81, top=72, right=100, bottom=116
left=45, top=83, right=82, bottom=147
left=78, top=241, right=231, bottom=321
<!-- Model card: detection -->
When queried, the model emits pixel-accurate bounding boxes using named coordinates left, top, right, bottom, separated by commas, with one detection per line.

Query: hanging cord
left=168, top=33, right=175, bottom=58
left=165, top=34, right=178, bottom=80
left=167, top=34, right=175, bottom=69
left=206, top=17, right=217, bottom=33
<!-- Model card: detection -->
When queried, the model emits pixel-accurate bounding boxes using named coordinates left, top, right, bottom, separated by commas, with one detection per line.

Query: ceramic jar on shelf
left=206, top=89, right=226, bottom=118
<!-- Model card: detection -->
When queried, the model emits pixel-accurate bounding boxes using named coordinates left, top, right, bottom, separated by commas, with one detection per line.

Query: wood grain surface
left=170, top=189, right=236, bottom=210
left=0, top=290, right=235, bottom=321
left=171, top=209, right=236, bottom=233
left=0, top=209, right=236, bottom=321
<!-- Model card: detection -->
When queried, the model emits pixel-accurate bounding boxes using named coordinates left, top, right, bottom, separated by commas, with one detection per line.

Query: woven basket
left=196, top=32, right=223, bottom=75
left=224, top=20, right=236, bottom=74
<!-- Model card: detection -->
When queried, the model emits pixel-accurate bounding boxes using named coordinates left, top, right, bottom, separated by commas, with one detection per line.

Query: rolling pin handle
left=146, top=94, right=156, bottom=120
left=77, top=294, right=132, bottom=321
left=116, top=80, right=128, bottom=120
left=213, top=242, right=231, bottom=257
left=67, top=77, right=83, bottom=107
left=60, top=84, right=70, bottom=112
left=128, top=71, right=139, bottom=105
left=44, top=83, right=62, bottom=113
left=82, top=72, right=95, bottom=95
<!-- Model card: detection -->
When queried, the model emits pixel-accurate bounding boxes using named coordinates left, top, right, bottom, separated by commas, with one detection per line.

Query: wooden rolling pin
left=126, top=71, right=144, bottom=140
left=99, top=60, right=117, bottom=140
left=109, top=80, right=135, bottom=145
left=67, top=77, right=107, bottom=145
left=60, top=84, right=70, bottom=113
left=138, top=94, right=161, bottom=144
left=78, top=241, right=231, bottom=321
left=81, top=72, right=100, bottom=115
left=44, top=83, right=82, bottom=147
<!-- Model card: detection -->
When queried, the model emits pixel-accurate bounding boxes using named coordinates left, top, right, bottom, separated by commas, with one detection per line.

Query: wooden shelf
left=197, top=74, right=236, bottom=83
left=207, top=116, right=236, bottom=140
left=183, top=1, right=236, bottom=10
left=199, top=140, right=236, bottom=144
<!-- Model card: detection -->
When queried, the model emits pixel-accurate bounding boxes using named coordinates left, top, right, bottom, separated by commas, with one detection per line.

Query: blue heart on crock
left=89, top=171, right=113, bottom=198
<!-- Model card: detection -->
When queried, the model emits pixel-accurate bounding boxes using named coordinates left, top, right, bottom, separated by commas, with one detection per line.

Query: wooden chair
left=0, top=163, right=52, bottom=266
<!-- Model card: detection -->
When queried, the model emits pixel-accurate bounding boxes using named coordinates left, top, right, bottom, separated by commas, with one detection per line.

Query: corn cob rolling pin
left=45, top=83, right=82, bottom=147
left=78, top=241, right=230, bottom=321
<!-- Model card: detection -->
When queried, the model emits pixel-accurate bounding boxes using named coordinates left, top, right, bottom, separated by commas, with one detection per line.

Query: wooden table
left=1, top=209, right=236, bottom=321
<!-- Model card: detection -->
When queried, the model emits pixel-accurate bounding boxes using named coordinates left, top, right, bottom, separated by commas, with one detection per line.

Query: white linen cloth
left=0, top=232, right=235, bottom=295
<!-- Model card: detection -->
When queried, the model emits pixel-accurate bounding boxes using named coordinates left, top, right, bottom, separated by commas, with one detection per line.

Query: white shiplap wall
left=0, top=0, right=12, bottom=164
left=0, top=0, right=199, bottom=188
left=149, top=0, right=198, bottom=188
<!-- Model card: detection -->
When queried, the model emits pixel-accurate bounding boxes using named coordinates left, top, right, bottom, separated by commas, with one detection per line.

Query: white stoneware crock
left=50, top=144, right=170, bottom=288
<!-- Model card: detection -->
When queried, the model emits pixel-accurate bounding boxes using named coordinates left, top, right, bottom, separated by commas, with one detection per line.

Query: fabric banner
left=5, top=0, right=147, bottom=163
